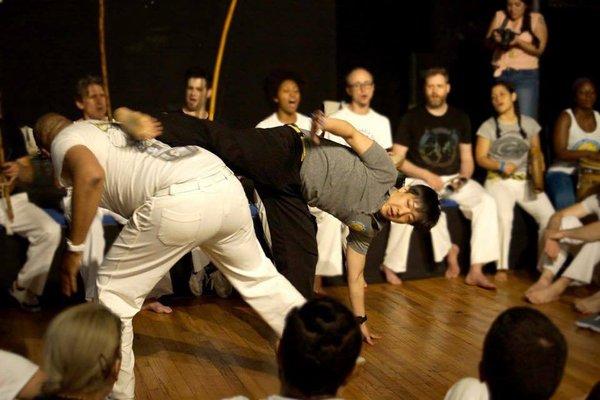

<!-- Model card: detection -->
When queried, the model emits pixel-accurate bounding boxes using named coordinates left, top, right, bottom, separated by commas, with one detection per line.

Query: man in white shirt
left=326, top=67, right=393, bottom=150
left=34, top=112, right=305, bottom=400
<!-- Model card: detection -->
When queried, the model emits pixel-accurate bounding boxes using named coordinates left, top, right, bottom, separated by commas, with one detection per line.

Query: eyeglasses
left=347, top=81, right=374, bottom=90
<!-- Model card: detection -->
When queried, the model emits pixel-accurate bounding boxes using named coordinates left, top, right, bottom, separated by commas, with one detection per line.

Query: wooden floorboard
left=1, top=272, right=598, bottom=399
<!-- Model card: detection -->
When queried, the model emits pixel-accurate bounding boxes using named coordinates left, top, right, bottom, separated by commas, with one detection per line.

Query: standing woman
left=475, top=82, right=555, bottom=277
left=546, top=78, right=600, bottom=210
left=486, top=0, right=548, bottom=119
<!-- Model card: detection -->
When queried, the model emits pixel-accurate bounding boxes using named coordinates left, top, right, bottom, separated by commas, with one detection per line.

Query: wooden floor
left=1, top=273, right=598, bottom=399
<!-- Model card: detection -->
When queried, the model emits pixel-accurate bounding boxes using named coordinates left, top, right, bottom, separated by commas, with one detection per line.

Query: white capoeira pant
left=484, top=177, right=555, bottom=270
left=383, top=175, right=500, bottom=273
left=256, top=191, right=344, bottom=277
left=0, top=192, right=60, bottom=295
left=97, top=168, right=305, bottom=399
left=539, top=216, right=599, bottom=284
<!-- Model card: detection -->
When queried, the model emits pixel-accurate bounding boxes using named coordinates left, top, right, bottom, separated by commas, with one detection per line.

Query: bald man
left=34, top=113, right=305, bottom=400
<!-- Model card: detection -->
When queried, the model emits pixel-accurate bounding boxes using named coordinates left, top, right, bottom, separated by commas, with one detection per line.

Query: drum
left=529, top=146, right=545, bottom=193
left=577, top=157, right=600, bottom=200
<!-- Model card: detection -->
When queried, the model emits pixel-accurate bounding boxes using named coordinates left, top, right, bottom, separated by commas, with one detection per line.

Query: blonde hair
left=42, top=303, right=121, bottom=396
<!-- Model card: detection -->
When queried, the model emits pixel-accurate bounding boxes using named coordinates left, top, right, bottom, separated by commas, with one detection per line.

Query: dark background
left=1, top=0, right=600, bottom=145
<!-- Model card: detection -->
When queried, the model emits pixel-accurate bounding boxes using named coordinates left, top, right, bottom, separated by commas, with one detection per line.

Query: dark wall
left=0, top=0, right=336, bottom=127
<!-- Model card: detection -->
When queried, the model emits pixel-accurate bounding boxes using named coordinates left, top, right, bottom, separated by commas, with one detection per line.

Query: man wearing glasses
left=326, top=67, right=393, bottom=150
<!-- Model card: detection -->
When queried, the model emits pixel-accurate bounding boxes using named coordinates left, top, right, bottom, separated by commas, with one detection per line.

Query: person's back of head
left=480, top=307, right=567, bottom=400
left=278, top=297, right=362, bottom=399
left=41, top=303, right=121, bottom=399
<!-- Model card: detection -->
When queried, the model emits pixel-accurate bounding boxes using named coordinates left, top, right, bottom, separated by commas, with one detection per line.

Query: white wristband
left=66, top=239, right=86, bottom=253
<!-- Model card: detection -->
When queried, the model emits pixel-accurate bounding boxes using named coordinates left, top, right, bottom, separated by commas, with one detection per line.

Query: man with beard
left=384, top=67, right=500, bottom=289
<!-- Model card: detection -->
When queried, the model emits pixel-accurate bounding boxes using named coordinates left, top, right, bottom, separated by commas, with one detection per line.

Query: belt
left=154, top=168, right=234, bottom=197
left=487, top=171, right=527, bottom=181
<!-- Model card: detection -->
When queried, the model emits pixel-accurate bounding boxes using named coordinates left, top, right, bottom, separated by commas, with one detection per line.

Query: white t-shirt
left=549, top=109, right=600, bottom=174
left=256, top=112, right=312, bottom=131
left=444, top=377, right=490, bottom=400
left=326, top=105, right=393, bottom=149
left=0, top=350, right=39, bottom=400
left=582, top=194, right=600, bottom=218
left=51, top=120, right=225, bottom=218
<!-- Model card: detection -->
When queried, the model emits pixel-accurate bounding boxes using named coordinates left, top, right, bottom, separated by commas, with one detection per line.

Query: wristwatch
left=66, top=238, right=86, bottom=253
left=355, top=315, right=368, bottom=325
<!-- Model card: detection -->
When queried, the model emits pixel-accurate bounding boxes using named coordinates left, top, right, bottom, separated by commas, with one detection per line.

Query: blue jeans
left=545, top=171, right=577, bottom=210
left=497, top=68, right=539, bottom=120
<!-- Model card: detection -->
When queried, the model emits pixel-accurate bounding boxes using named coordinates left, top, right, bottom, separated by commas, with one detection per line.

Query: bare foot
left=465, top=271, right=496, bottom=290
left=445, top=244, right=460, bottom=279
left=575, top=291, right=600, bottom=314
left=525, top=277, right=552, bottom=295
left=526, top=277, right=571, bottom=304
left=381, top=265, right=403, bottom=285
left=313, top=275, right=328, bottom=296
left=142, top=299, right=173, bottom=314
left=495, top=271, right=508, bottom=282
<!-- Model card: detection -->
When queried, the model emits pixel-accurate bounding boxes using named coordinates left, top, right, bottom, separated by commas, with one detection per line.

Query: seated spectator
left=526, top=194, right=600, bottom=304
left=256, top=69, right=311, bottom=128
left=445, top=306, right=567, bottom=400
left=225, top=297, right=362, bottom=400
left=0, top=350, right=46, bottom=400
left=256, top=70, right=343, bottom=295
left=1, top=89, right=61, bottom=312
left=36, top=303, right=121, bottom=400
left=475, top=81, right=554, bottom=276
left=546, top=78, right=600, bottom=210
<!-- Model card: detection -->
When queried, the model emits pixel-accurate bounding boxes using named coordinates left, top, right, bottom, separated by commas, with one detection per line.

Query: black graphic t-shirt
left=393, top=106, right=472, bottom=176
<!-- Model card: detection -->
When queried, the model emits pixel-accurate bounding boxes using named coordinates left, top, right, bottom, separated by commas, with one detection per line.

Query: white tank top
left=549, top=108, right=600, bottom=174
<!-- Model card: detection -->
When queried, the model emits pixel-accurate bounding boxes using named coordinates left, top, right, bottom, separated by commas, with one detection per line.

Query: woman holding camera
left=475, top=82, right=554, bottom=277
left=486, top=0, right=548, bottom=119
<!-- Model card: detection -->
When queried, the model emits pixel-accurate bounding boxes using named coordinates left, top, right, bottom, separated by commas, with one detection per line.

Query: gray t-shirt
left=476, top=116, right=541, bottom=174
left=300, top=138, right=397, bottom=254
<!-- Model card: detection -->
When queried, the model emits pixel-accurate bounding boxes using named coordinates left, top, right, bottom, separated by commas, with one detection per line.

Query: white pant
left=97, top=169, right=305, bottom=399
left=485, top=178, right=555, bottom=270
left=540, top=216, right=598, bottom=284
left=0, top=193, right=60, bottom=295
left=256, top=191, right=344, bottom=277
left=383, top=176, right=500, bottom=273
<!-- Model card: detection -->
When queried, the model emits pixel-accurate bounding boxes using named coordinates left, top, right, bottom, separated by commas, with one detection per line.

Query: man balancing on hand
left=34, top=113, right=306, bottom=400
left=116, top=107, right=441, bottom=344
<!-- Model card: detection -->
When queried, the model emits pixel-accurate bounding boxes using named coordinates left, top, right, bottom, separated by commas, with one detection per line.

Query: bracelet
left=498, top=160, right=506, bottom=174
left=355, top=315, right=368, bottom=325
left=66, top=238, right=86, bottom=253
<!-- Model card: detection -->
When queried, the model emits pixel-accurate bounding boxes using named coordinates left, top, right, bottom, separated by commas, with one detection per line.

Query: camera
left=494, top=28, right=517, bottom=48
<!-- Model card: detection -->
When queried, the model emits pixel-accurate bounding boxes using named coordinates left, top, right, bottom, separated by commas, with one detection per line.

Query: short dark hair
left=278, top=297, right=362, bottom=398
left=184, top=66, right=211, bottom=87
left=481, top=307, right=567, bottom=400
left=408, top=184, right=441, bottom=230
left=75, top=75, right=103, bottom=102
left=423, top=67, right=450, bottom=85
left=264, top=69, right=304, bottom=107
left=572, top=77, right=596, bottom=106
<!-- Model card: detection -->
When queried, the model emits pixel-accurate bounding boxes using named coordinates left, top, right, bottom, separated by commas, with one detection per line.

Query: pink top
left=490, top=10, right=544, bottom=76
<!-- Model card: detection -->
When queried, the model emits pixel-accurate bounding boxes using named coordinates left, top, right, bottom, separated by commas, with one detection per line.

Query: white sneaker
left=209, top=270, right=233, bottom=298
left=9, top=282, right=41, bottom=312
left=576, top=314, right=600, bottom=333
left=188, top=269, right=205, bottom=297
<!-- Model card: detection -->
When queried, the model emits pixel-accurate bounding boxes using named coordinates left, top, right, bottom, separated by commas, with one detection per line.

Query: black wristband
left=355, top=315, right=367, bottom=325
